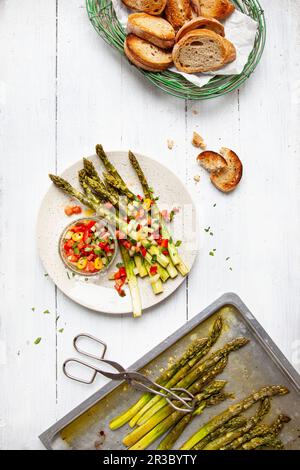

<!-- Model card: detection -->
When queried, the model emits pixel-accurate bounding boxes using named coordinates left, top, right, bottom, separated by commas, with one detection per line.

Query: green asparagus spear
left=236, top=414, right=290, bottom=450
left=110, top=316, right=223, bottom=430
left=180, top=385, right=289, bottom=450
left=136, top=337, right=249, bottom=427
left=157, top=391, right=231, bottom=450
left=128, top=317, right=223, bottom=429
left=128, top=151, right=186, bottom=268
left=83, top=157, right=102, bottom=183
left=193, top=417, right=248, bottom=450
left=95, top=144, right=126, bottom=186
left=242, top=434, right=284, bottom=450
left=203, top=398, right=271, bottom=450
left=124, top=359, right=228, bottom=447
left=127, top=381, right=227, bottom=450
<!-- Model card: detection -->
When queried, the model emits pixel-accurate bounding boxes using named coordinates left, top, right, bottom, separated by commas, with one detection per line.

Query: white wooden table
left=1, top=0, right=300, bottom=450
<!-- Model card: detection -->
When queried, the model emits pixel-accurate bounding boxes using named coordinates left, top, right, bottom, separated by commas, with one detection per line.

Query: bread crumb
left=192, top=131, right=206, bottom=149
left=193, top=175, right=201, bottom=183
left=192, top=109, right=198, bottom=115
left=167, top=139, right=174, bottom=150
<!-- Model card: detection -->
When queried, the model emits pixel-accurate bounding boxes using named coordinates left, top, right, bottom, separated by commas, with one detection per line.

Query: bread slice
left=124, top=34, right=173, bottom=71
left=191, top=0, right=235, bottom=20
left=222, top=37, right=236, bottom=64
left=197, top=150, right=227, bottom=173
left=210, top=148, right=243, bottom=192
left=127, top=13, right=175, bottom=49
left=165, top=0, right=192, bottom=31
left=175, top=16, right=225, bottom=43
left=172, top=29, right=228, bottom=73
left=122, top=0, right=167, bottom=15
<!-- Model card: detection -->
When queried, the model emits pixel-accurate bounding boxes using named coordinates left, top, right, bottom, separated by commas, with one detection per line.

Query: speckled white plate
left=37, top=152, right=198, bottom=315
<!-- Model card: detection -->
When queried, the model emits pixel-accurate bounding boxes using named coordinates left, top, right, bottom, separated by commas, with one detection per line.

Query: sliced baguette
left=191, top=0, right=235, bottom=20
left=122, top=0, right=167, bottom=16
left=175, top=16, right=225, bottom=42
left=124, top=34, right=173, bottom=72
left=172, top=29, right=228, bottom=73
left=211, top=148, right=242, bottom=192
left=197, top=150, right=227, bottom=173
left=165, top=0, right=192, bottom=31
left=127, top=13, right=175, bottom=49
left=222, top=37, right=236, bottom=64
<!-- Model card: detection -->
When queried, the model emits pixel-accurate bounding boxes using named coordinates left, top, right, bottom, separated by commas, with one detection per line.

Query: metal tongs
left=63, top=333, right=196, bottom=413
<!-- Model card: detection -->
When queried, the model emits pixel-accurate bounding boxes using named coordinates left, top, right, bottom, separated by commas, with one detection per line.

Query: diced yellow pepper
left=72, top=232, right=83, bottom=242
left=143, top=199, right=152, bottom=211
left=94, top=257, right=103, bottom=271
left=76, top=257, right=87, bottom=270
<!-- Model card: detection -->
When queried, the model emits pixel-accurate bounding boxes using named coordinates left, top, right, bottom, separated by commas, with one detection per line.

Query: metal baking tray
left=39, top=293, right=300, bottom=450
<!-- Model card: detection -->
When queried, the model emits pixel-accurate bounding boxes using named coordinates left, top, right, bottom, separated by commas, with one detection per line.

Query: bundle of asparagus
left=181, top=385, right=290, bottom=450
left=49, top=145, right=190, bottom=317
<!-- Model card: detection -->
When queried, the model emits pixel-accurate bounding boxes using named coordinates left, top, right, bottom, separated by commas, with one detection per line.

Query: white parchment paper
left=112, top=2, right=258, bottom=88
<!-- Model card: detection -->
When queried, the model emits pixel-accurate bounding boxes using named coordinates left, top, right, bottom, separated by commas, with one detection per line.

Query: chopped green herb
left=209, top=251, right=215, bottom=257
left=116, top=263, right=124, bottom=269
left=72, top=272, right=75, bottom=277
left=67, top=272, right=70, bottom=279
left=44, top=273, right=49, bottom=277
left=169, top=210, right=175, bottom=222
left=175, top=240, right=182, bottom=247
left=31, top=307, right=35, bottom=312
left=209, top=232, right=213, bottom=236
left=151, top=254, right=157, bottom=262
left=213, top=248, right=216, bottom=251
left=43, top=309, right=50, bottom=314
left=226, top=257, right=230, bottom=261
left=85, top=278, right=89, bottom=282
left=56, top=316, right=60, bottom=321
left=73, top=247, right=80, bottom=255
left=229, top=267, right=233, bottom=271
left=58, top=328, right=64, bottom=333
left=204, top=226, right=210, bottom=232
left=34, top=337, right=42, bottom=345
left=169, top=237, right=173, bottom=244
left=213, top=203, right=216, bottom=207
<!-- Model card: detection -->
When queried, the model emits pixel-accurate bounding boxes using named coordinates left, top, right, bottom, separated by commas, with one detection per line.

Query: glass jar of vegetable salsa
left=59, top=218, right=117, bottom=276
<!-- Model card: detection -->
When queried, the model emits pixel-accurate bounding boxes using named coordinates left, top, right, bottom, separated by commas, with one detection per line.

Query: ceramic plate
left=37, top=152, right=198, bottom=315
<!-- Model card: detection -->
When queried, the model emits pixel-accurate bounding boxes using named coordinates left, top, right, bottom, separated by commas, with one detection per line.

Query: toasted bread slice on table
left=173, top=29, right=229, bottom=73
left=197, top=150, right=227, bottom=173
left=175, top=16, right=225, bottom=42
left=124, top=34, right=173, bottom=71
left=122, top=0, right=167, bottom=16
left=191, top=0, right=235, bottom=20
left=127, top=13, right=175, bottom=49
left=198, top=148, right=242, bottom=192
left=165, top=0, right=192, bottom=30
left=222, top=37, right=236, bottom=63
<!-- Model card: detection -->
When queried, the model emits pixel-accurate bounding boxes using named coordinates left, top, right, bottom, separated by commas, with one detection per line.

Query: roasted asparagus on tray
left=109, top=315, right=291, bottom=450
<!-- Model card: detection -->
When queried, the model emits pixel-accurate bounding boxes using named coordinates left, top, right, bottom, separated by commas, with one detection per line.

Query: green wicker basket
left=86, top=0, right=266, bottom=100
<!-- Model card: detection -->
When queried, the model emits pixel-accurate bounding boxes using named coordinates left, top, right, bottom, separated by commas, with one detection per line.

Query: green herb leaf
left=43, top=309, right=50, bottom=314
left=226, top=257, right=230, bottom=261
left=67, top=272, right=70, bottom=279
left=151, top=254, right=157, bottom=262
left=204, top=226, right=210, bottom=232
left=58, top=328, right=64, bottom=333
left=209, top=251, right=215, bottom=257
left=34, top=337, right=42, bottom=345
left=175, top=240, right=182, bottom=247
left=31, top=307, right=35, bottom=312
left=44, top=273, right=49, bottom=277
left=213, top=203, right=216, bottom=207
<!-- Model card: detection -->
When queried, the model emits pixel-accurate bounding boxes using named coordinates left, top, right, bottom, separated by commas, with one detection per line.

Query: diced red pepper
left=122, top=240, right=132, bottom=250
left=85, top=220, right=96, bottom=230
left=137, top=195, right=143, bottom=201
left=161, top=239, right=169, bottom=248
left=86, top=261, right=96, bottom=272
left=98, top=241, right=107, bottom=249
left=87, top=254, right=95, bottom=261
left=69, top=254, right=79, bottom=262
left=150, top=265, right=158, bottom=276
left=77, top=241, right=85, bottom=251
left=64, top=206, right=74, bottom=216
left=71, top=225, right=86, bottom=233
left=162, top=250, right=169, bottom=256
left=72, top=206, right=82, bottom=214
left=83, top=229, right=90, bottom=243
left=140, top=246, right=147, bottom=257
left=104, top=245, right=111, bottom=253
left=136, top=224, right=141, bottom=231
